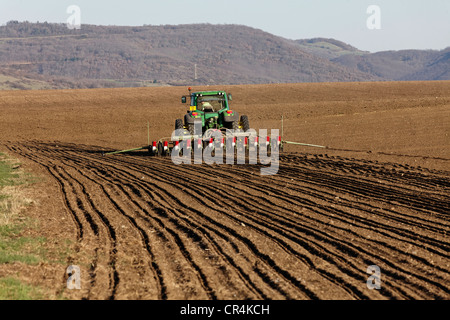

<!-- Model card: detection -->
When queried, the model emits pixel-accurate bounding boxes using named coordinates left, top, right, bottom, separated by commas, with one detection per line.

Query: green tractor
left=176, top=89, right=250, bottom=136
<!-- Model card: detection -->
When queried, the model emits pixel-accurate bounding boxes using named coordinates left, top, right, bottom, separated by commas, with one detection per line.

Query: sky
left=1, top=0, right=449, bottom=52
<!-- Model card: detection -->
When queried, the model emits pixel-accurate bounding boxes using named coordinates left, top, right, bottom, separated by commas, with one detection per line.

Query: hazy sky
left=1, top=0, right=449, bottom=52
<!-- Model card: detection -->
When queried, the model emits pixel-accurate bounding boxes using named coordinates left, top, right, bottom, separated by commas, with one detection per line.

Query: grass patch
left=0, top=152, right=51, bottom=299
left=0, top=162, right=19, bottom=186
left=0, top=277, right=43, bottom=300
left=0, top=153, right=37, bottom=225
left=0, top=224, right=46, bottom=265
left=0, top=154, right=43, bottom=263
left=0, top=152, right=72, bottom=299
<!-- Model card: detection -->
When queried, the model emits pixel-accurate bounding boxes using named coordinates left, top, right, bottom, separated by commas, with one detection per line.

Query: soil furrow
left=4, top=141, right=449, bottom=300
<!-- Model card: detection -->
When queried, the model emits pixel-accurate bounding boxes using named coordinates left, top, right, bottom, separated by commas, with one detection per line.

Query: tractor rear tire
left=240, top=115, right=250, bottom=132
left=175, top=119, right=183, bottom=130
left=232, top=120, right=239, bottom=131
left=188, top=123, right=195, bottom=136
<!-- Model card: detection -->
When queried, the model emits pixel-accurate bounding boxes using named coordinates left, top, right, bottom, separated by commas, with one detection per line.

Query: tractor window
left=197, top=95, right=226, bottom=112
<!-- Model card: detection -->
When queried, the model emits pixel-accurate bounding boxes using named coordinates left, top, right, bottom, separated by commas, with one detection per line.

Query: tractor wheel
left=188, top=123, right=195, bottom=136
left=232, top=120, right=239, bottom=131
left=175, top=119, right=183, bottom=130
left=240, top=115, right=250, bottom=132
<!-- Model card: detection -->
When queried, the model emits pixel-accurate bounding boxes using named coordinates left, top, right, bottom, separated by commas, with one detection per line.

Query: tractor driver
left=201, top=101, right=214, bottom=112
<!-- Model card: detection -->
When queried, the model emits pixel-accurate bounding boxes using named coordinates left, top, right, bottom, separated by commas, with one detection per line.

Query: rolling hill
left=0, top=21, right=448, bottom=89
left=294, top=38, right=367, bottom=60
left=332, top=48, right=450, bottom=81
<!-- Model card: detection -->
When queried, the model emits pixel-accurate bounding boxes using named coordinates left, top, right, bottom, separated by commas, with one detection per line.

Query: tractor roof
left=192, top=91, right=227, bottom=96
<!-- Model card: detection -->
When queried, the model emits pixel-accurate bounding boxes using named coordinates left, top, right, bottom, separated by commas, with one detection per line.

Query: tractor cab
left=182, top=90, right=231, bottom=113
left=179, top=89, right=241, bottom=135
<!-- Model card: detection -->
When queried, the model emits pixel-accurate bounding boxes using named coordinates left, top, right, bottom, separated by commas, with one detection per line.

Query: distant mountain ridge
left=0, top=21, right=448, bottom=89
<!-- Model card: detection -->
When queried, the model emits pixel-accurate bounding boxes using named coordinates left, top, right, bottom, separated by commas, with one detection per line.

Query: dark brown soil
left=0, top=81, right=449, bottom=300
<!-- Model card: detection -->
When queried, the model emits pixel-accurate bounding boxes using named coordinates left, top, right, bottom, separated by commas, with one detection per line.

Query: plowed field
left=0, top=81, right=449, bottom=300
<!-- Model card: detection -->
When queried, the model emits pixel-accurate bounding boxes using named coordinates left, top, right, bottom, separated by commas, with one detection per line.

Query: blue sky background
left=1, top=0, right=449, bottom=52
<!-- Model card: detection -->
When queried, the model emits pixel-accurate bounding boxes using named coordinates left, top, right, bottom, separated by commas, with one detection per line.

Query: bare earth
left=0, top=81, right=449, bottom=300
